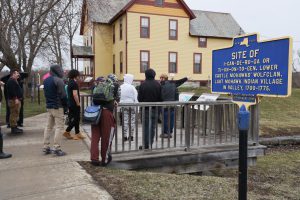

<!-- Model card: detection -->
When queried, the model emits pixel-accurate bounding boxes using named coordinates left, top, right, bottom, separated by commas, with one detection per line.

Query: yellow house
left=79, top=0, right=244, bottom=84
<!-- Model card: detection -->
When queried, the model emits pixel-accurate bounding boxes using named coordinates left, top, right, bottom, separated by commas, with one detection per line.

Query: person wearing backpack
left=120, top=74, right=138, bottom=141
left=63, top=69, right=85, bottom=140
left=90, top=74, right=120, bottom=166
left=160, top=73, right=188, bottom=138
left=138, top=69, right=161, bottom=149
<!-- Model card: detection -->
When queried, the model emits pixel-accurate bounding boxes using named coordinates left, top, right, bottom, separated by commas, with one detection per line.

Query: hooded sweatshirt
left=43, top=64, right=67, bottom=109
left=138, top=69, right=161, bottom=103
left=120, top=74, right=138, bottom=103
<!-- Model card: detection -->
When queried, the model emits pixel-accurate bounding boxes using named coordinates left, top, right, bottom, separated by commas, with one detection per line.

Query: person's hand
left=0, top=81, right=5, bottom=86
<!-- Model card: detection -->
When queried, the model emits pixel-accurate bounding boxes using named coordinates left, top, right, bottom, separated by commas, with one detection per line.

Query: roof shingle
left=85, top=0, right=244, bottom=38
left=190, top=10, right=244, bottom=38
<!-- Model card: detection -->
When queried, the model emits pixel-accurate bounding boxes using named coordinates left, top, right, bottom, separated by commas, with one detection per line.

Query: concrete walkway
left=0, top=113, right=113, bottom=200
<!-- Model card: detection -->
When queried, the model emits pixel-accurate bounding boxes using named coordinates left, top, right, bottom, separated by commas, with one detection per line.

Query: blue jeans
left=144, top=108, right=157, bottom=148
left=163, top=108, right=175, bottom=135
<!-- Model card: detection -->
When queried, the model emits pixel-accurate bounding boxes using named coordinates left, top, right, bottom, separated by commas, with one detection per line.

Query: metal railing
left=80, top=94, right=259, bottom=153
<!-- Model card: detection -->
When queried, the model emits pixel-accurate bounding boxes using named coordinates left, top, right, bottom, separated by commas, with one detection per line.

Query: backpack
left=161, top=81, right=178, bottom=101
left=83, top=105, right=102, bottom=125
left=92, top=80, right=115, bottom=105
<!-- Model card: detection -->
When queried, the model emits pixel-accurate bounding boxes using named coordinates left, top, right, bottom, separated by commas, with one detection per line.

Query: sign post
left=212, top=33, right=292, bottom=200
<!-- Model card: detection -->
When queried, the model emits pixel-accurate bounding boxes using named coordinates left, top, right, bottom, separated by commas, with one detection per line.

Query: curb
left=259, top=136, right=300, bottom=146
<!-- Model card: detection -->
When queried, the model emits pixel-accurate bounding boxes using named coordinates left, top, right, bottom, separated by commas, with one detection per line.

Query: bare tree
left=63, top=0, right=81, bottom=69
left=38, top=0, right=81, bottom=69
left=0, top=0, right=71, bottom=73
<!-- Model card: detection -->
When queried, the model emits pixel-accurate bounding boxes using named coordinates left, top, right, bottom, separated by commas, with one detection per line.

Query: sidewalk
left=0, top=113, right=113, bottom=200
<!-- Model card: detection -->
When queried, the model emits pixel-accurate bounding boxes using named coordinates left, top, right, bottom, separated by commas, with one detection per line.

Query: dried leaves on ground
left=79, top=146, right=300, bottom=200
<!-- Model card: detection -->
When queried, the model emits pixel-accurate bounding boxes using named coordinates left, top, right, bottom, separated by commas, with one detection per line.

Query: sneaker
left=0, top=152, right=12, bottom=159
left=43, top=147, right=52, bottom=155
left=91, top=160, right=101, bottom=166
left=138, top=145, right=149, bottom=150
left=53, top=149, right=66, bottom=156
left=73, top=133, right=85, bottom=140
left=102, top=154, right=112, bottom=166
left=11, top=127, right=23, bottom=134
left=63, top=131, right=73, bottom=139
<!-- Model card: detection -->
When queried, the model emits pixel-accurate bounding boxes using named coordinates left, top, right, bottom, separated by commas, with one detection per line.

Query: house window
left=169, top=52, right=177, bottom=73
left=140, top=17, right=150, bottom=38
left=140, top=51, right=150, bottom=73
left=113, top=54, right=115, bottom=74
left=120, top=18, right=123, bottom=40
left=113, top=25, right=115, bottom=43
left=120, top=51, right=123, bottom=73
left=155, top=0, right=164, bottom=7
left=199, top=37, right=207, bottom=48
left=194, top=53, right=202, bottom=73
left=169, top=19, right=178, bottom=40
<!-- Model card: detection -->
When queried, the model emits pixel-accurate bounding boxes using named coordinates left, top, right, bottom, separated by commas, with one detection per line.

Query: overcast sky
left=185, top=0, right=300, bottom=51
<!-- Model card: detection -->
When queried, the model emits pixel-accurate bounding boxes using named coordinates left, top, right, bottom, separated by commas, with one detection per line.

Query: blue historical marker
left=212, top=33, right=292, bottom=102
left=212, top=33, right=292, bottom=200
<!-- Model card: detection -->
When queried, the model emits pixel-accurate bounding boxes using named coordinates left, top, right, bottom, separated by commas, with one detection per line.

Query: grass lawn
left=0, top=90, right=46, bottom=124
left=80, top=146, right=300, bottom=200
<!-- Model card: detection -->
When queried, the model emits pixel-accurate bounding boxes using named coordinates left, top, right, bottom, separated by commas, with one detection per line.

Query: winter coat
left=43, top=64, right=67, bottom=109
left=120, top=74, right=138, bottom=104
left=138, top=69, right=161, bottom=103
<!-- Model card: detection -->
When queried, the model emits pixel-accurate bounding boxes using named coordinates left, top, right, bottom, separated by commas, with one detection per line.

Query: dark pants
left=66, top=106, right=80, bottom=134
left=6, top=98, right=23, bottom=125
left=90, top=109, right=115, bottom=164
left=0, top=131, right=3, bottom=153
left=163, top=107, right=175, bottom=135
left=144, top=108, right=157, bottom=149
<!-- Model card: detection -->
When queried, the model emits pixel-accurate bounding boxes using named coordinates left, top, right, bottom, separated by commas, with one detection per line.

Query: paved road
left=0, top=113, right=113, bottom=200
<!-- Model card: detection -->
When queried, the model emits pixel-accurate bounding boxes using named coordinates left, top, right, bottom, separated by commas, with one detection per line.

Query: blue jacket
left=43, top=65, right=67, bottom=109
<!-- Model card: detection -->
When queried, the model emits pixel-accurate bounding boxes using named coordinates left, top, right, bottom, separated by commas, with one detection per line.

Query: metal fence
left=80, top=94, right=259, bottom=153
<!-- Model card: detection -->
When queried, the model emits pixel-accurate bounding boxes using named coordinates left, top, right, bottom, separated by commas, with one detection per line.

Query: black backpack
left=161, top=81, right=178, bottom=101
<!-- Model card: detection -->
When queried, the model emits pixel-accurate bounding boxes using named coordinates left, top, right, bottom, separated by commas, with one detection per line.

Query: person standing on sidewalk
left=6, top=70, right=23, bottom=134
left=138, top=69, right=161, bottom=149
left=0, top=81, right=12, bottom=159
left=90, top=74, right=120, bottom=166
left=63, top=69, right=85, bottom=140
left=120, top=74, right=138, bottom=141
left=43, top=64, right=68, bottom=156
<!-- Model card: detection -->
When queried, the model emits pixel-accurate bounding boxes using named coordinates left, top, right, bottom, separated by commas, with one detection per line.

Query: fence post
left=184, top=103, right=191, bottom=151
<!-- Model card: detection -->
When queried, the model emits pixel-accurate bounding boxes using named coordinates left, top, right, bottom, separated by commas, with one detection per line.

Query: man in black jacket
left=160, top=74, right=188, bottom=138
left=6, top=70, right=23, bottom=134
left=138, top=69, right=161, bottom=149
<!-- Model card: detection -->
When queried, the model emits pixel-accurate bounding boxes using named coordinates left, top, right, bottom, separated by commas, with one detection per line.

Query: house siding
left=127, top=12, right=232, bottom=81
left=93, top=23, right=113, bottom=77
left=112, top=14, right=127, bottom=77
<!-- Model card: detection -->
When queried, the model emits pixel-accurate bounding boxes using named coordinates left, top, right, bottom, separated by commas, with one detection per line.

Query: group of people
left=42, top=65, right=85, bottom=156
left=1, top=64, right=187, bottom=165
left=90, top=68, right=187, bottom=166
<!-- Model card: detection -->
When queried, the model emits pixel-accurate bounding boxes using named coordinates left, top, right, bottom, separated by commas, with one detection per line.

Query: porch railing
left=80, top=94, right=259, bottom=153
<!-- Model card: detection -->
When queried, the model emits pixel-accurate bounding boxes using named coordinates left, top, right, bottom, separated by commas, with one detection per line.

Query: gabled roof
left=87, top=0, right=131, bottom=24
left=80, top=0, right=244, bottom=38
left=190, top=10, right=244, bottom=38
left=82, top=0, right=195, bottom=26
